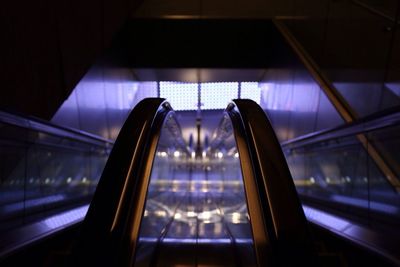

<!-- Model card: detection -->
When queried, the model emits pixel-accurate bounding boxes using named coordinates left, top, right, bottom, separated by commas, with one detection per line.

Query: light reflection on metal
left=139, top=237, right=254, bottom=245
left=146, top=179, right=242, bottom=193
left=158, top=151, right=168, bottom=157
left=198, top=211, right=212, bottom=221
left=154, top=210, right=167, bottom=217
left=232, top=212, right=241, bottom=224
left=44, top=205, right=88, bottom=229
left=144, top=205, right=249, bottom=225
left=3, top=195, right=66, bottom=213
left=187, top=211, right=196, bottom=218
left=303, top=205, right=352, bottom=232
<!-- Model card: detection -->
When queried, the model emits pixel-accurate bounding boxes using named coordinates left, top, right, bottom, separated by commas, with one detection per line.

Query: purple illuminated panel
left=52, top=66, right=158, bottom=140
left=44, top=205, right=89, bottom=229
left=259, top=68, right=344, bottom=141
left=160, top=81, right=260, bottom=111
left=240, top=82, right=260, bottom=104
left=201, top=82, right=238, bottom=110
left=260, top=82, right=319, bottom=112
left=160, top=82, right=198, bottom=111
left=386, top=82, right=400, bottom=97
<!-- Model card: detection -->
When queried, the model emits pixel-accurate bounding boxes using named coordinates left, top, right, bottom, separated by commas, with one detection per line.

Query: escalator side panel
left=231, top=99, right=317, bottom=266
left=73, top=98, right=170, bottom=266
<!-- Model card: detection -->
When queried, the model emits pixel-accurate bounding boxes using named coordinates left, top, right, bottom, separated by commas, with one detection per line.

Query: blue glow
left=385, top=82, right=400, bottom=97
left=44, top=205, right=89, bottom=229
left=201, top=82, right=238, bottom=110
left=240, top=82, right=260, bottom=104
left=2, top=195, right=65, bottom=213
left=52, top=74, right=158, bottom=139
left=260, top=82, right=319, bottom=112
left=303, top=205, right=351, bottom=232
left=160, top=82, right=198, bottom=111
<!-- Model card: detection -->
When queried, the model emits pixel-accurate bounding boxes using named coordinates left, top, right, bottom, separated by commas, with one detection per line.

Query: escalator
left=0, top=109, right=112, bottom=262
left=73, top=98, right=316, bottom=267
left=281, top=107, right=400, bottom=266
left=2, top=98, right=398, bottom=266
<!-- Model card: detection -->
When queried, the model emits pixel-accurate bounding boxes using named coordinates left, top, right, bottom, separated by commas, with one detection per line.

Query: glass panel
left=367, top=126, right=400, bottom=229
left=0, top=143, right=26, bottom=231
left=285, top=123, right=400, bottom=232
left=135, top=114, right=256, bottom=266
left=288, top=136, right=366, bottom=198
left=0, top=120, right=110, bottom=233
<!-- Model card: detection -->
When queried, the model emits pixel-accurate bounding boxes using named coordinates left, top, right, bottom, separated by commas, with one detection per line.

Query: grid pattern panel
left=201, top=82, right=238, bottom=110
left=240, top=82, right=260, bottom=104
left=160, top=82, right=198, bottom=111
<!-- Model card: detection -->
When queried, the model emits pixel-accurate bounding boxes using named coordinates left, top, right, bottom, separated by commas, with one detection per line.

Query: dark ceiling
left=103, top=19, right=301, bottom=82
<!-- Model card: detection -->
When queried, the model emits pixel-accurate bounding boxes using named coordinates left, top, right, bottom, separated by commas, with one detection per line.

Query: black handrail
left=0, top=109, right=113, bottom=147
left=73, top=98, right=317, bottom=266
left=281, top=106, right=400, bottom=149
left=72, top=98, right=172, bottom=266
left=227, top=99, right=317, bottom=266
